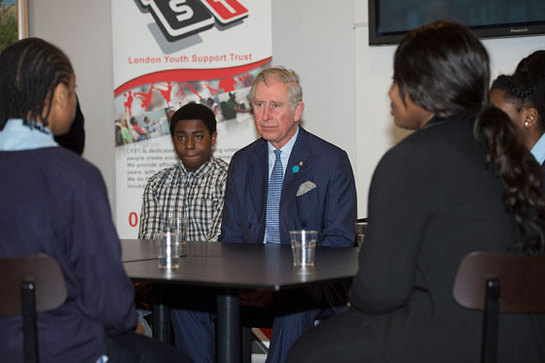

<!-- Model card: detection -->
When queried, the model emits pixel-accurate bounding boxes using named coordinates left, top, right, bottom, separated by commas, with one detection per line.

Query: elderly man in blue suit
left=220, top=66, right=357, bottom=362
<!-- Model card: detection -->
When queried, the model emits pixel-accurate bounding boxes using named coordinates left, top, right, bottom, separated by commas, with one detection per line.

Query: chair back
left=0, top=254, right=67, bottom=363
left=452, top=251, right=545, bottom=363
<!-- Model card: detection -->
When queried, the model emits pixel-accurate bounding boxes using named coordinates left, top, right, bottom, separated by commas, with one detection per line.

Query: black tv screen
left=369, top=0, right=545, bottom=45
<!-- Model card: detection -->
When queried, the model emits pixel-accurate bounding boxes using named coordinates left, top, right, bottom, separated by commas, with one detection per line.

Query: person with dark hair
left=129, top=116, right=149, bottom=142
left=0, top=37, right=189, bottom=363
left=287, top=21, right=545, bottom=363
left=139, top=102, right=227, bottom=241
left=222, top=91, right=250, bottom=120
left=115, top=121, right=124, bottom=146
left=490, top=51, right=545, bottom=178
left=143, top=116, right=157, bottom=137
left=138, top=102, right=228, bottom=361
left=120, top=117, right=133, bottom=145
left=206, top=97, right=223, bottom=122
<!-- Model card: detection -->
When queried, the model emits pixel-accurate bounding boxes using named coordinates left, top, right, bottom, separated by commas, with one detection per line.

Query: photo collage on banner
left=112, top=0, right=272, bottom=237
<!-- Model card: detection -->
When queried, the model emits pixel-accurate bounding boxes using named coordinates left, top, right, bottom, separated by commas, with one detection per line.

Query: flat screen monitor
left=369, top=0, right=545, bottom=45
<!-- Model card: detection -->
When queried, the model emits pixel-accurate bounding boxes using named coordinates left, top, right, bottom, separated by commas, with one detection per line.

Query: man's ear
left=294, top=101, right=305, bottom=122
left=211, top=131, right=217, bottom=145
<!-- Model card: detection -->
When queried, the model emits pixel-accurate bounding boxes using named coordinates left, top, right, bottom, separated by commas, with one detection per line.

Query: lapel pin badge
left=292, top=161, right=303, bottom=173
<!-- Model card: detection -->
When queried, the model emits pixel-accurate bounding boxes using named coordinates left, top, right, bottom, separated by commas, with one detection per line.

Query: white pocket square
left=296, top=181, right=317, bottom=197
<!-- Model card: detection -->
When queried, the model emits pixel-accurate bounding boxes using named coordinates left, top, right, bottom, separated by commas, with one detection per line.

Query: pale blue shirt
left=0, top=119, right=58, bottom=151
left=263, top=126, right=299, bottom=243
left=531, top=133, right=545, bottom=166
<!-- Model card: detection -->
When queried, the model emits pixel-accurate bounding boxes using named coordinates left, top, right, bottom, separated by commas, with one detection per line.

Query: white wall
left=271, top=0, right=356, bottom=166
left=28, top=0, right=116, bottom=211
left=28, top=0, right=545, bottom=221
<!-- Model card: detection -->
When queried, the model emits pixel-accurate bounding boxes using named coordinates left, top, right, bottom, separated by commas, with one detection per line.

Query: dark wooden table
left=121, top=239, right=359, bottom=363
left=121, top=238, right=157, bottom=262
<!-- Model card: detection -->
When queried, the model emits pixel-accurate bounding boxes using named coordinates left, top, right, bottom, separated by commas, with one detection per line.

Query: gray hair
left=249, top=66, right=303, bottom=111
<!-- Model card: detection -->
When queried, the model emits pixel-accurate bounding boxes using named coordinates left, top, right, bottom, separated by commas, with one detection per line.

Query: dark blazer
left=220, top=127, right=356, bottom=247
left=0, top=147, right=135, bottom=362
left=350, top=116, right=544, bottom=362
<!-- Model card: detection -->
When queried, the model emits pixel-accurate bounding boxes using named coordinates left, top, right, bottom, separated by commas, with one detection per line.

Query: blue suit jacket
left=220, top=127, right=356, bottom=247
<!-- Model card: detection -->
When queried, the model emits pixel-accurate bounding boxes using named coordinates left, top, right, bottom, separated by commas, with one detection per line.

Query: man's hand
left=239, top=288, right=276, bottom=307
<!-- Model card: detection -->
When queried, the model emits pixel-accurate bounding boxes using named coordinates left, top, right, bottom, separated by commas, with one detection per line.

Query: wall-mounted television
left=369, top=0, right=545, bottom=45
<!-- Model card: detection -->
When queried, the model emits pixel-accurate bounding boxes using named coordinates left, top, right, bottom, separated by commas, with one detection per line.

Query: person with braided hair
left=287, top=21, right=545, bottom=363
left=490, top=51, right=545, bottom=180
left=0, top=38, right=190, bottom=363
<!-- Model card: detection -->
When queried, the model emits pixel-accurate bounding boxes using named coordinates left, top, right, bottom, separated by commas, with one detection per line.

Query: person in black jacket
left=287, top=21, right=545, bottom=363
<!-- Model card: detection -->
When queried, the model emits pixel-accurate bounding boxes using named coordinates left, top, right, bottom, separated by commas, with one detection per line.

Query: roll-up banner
left=112, top=0, right=272, bottom=238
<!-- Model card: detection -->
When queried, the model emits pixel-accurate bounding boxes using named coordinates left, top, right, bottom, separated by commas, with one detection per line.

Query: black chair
left=0, top=254, right=67, bottom=363
left=452, top=251, right=545, bottom=363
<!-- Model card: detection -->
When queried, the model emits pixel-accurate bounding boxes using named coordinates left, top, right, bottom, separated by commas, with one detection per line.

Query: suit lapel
left=248, top=139, right=268, bottom=224
left=283, top=128, right=311, bottom=197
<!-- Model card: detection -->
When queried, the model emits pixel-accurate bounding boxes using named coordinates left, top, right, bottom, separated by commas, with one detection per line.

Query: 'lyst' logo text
left=139, top=0, right=249, bottom=41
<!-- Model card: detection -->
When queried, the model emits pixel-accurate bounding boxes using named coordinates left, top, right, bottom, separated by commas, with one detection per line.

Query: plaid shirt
left=138, top=156, right=228, bottom=242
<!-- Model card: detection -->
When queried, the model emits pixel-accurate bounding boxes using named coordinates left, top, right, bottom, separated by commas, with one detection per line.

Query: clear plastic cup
left=155, top=231, right=181, bottom=270
left=289, top=230, right=318, bottom=267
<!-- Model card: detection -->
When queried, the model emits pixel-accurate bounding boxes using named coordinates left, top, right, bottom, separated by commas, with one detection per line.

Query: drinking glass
left=289, top=230, right=318, bottom=267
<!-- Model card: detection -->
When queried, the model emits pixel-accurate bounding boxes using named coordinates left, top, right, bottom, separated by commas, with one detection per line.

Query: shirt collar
left=0, top=119, right=58, bottom=151
left=177, top=157, right=213, bottom=178
left=267, top=126, right=299, bottom=176
left=531, top=133, right=545, bottom=166
left=267, top=126, right=299, bottom=156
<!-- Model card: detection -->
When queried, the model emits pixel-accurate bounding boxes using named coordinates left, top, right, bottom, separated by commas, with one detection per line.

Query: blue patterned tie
left=266, top=149, right=283, bottom=243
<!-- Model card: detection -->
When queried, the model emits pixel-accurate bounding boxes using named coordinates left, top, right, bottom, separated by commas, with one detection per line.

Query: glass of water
left=165, top=217, right=188, bottom=252
left=289, top=230, right=318, bottom=267
left=155, top=231, right=181, bottom=270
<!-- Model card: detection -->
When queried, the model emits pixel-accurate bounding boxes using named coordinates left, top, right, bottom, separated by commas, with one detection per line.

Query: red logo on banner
left=139, top=0, right=249, bottom=42
left=200, top=0, right=249, bottom=25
